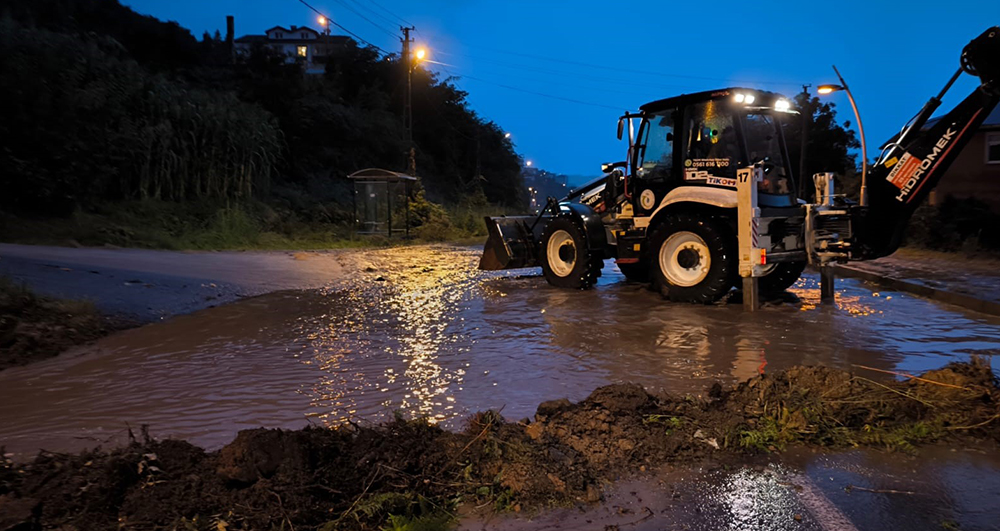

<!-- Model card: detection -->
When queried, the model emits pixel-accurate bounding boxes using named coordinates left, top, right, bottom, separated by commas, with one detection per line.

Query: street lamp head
left=318, top=16, right=326, bottom=25
left=504, top=132, right=511, bottom=139
left=414, top=48, right=427, bottom=61
left=526, top=160, right=533, bottom=167
left=817, top=84, right=845, bottom=95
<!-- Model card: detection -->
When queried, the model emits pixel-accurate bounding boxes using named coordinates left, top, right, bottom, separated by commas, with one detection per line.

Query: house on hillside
left=926, top=106, right=1000, bottom=210
left=233, top=25, right=351, bottom=74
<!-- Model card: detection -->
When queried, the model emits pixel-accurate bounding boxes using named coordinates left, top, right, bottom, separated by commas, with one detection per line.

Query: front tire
left=540, top=217, right=603, bottom=289
left=649, top=214, right=736, bottom=303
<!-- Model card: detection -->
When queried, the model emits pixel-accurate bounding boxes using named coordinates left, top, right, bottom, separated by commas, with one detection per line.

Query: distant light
left=775, top=99, right=790, bottom=111
left=504, top=132, right=511, bottom=139
left=528, top=187, right=533, bottom=191
left=734, top=93, right=745, bottom=103
left=744, top=94, right=755, bottom=104
left=526, top=160, right=533, bottom=167
left=415, top=48, right=427, bottom=61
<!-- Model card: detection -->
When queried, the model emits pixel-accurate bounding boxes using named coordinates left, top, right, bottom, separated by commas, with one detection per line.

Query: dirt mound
left=3, top=362, right=999, bottom=530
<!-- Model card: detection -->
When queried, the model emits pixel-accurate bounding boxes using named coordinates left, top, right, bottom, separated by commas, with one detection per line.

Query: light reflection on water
left=0, top=245, right=998, bottom=457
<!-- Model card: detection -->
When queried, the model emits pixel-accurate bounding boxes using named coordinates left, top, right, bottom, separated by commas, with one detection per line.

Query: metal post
left=833, top=65, right=867, bottom=206
left=743, top=277, right=760, bottom=312
left=798, top=85, right=810, bottom=200
left=821, top=266, right=836, bottom=301
left=386, top=180, right=392, bottom=237
left=737, top=166, right=765, bottom=312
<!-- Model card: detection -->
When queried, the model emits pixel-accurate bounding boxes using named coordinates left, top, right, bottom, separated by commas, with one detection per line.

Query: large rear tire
left=649, top=214, right=736, bottom=303
left=540, top=217, right=603, bottom=289
left=759, top=261, right=806, bottom=294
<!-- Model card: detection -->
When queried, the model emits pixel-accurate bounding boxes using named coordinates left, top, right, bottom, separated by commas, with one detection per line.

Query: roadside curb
left=832, top=265, right=1000, bottom=317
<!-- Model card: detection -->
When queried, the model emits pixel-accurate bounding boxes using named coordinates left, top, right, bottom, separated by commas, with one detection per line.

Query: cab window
left=637, top=110, right=676, bottom=182
left=683, top=101, right=741, bottom=180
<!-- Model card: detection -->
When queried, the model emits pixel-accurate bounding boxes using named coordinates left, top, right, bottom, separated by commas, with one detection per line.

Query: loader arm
left=854, top=26, right=1000, bottom=259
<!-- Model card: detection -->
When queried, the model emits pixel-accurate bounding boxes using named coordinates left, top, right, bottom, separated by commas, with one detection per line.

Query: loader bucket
left=478, top=215, right=547, bottom=270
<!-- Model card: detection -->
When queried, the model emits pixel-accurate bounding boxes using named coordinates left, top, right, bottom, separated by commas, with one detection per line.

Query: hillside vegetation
left=0, top=0, right=525, bottom=248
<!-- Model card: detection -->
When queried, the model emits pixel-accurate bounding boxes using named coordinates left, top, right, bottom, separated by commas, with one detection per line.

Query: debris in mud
left=2, top=362, right=998, bottom=530
left=0, top=277, right=112, bottom=370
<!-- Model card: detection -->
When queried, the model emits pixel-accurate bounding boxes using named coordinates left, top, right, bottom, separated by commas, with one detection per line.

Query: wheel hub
left=659, top=231, right=711, bottom=287
left=676, top=247, right=700, bottom=269
left=546, top=229, right=578, bottom=278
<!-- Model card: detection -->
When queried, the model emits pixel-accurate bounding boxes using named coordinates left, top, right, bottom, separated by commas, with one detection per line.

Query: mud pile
left=2, top=362, right=998, bottom=530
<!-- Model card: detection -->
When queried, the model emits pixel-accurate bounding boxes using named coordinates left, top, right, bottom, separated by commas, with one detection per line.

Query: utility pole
left=798, top=84, right=811, bottom=201
left=401, top=26, right=416, bottom=176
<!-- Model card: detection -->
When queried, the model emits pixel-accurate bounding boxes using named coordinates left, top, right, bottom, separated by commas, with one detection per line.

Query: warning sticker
left=706, top=176, right=737, bottom=188
left=885, top=152, right=922, bottom=190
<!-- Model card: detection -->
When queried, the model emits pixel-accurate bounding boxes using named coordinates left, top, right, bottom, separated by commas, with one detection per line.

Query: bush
left=904, top=196, right=1000, bottom=253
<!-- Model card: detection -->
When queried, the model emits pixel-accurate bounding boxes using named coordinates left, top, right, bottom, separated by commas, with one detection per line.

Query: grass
left=0, top=277, right=107, bottom=369
left=0, top=198, right=506, bottom=251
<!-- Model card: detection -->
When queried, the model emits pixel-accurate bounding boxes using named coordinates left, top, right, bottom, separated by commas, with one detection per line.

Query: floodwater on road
left=1, top=245, right=999, bottom=458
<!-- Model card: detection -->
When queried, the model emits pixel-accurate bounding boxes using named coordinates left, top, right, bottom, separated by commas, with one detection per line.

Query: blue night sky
left=125, top=0, right=999, bottom=179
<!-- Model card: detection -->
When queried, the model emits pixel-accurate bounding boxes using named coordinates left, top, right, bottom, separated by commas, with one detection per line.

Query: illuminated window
left=297, top=45, right=307, bottom=57
left=987, top=132, right=1000, bottom=164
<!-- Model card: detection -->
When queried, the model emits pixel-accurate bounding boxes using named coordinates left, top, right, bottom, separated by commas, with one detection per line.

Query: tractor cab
left=617, top=88, right=798, bottom=215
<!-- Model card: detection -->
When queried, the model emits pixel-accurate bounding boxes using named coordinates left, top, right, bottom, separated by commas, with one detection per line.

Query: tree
left=784, top=92, right=861, bottom=201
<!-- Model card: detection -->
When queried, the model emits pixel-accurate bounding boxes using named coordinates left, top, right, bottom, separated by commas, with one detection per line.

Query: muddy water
left=2, top=245, right=999, bottom=458
left=462, top=445, right=1000, bottom=531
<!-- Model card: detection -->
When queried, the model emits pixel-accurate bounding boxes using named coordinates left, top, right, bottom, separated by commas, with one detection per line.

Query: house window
left=297, top=45, right=308, bottom=57
left=301, top=32, right=308, bottom=39
left=988, top=132, right=1000, bottom=164
left=274, top=32, right=283, bottom=39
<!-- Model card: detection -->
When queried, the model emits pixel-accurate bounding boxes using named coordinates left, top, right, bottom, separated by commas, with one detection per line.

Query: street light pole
left=798, top=84, right=811, bottom=201
left=824, top=66, right=869, bottom=206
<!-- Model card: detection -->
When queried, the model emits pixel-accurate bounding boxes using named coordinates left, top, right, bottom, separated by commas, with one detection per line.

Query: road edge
left=832, top=264, right=1000, bottom=317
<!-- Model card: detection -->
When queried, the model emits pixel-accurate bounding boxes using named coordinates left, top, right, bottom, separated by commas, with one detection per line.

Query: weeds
left=0, top=277, right=106, bottom=369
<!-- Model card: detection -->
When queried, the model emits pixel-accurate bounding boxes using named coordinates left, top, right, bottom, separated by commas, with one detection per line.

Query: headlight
left=775, top=99, right=790, bottom=111
left=744, top=94, right=756, bottom=104
left=734, top=93, right=746, bottom=103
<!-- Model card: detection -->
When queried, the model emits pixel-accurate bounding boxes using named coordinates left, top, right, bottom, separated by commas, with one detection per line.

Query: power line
left=366, top=0, right=414, bottom=27
left=340, top=0, right=405, bottom=30
left=293, top=0, right=390, bottom=55
left=328, top=0, right=397, bottom=38
left=434, top=50, right=704, bottom=95
left=451, top=73, right=625, bottom=111
left=462, top=43, right=804, bottom=88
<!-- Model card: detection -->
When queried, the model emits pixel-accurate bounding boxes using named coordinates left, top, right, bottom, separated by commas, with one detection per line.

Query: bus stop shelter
left=348, top=168, right=416, bottom=237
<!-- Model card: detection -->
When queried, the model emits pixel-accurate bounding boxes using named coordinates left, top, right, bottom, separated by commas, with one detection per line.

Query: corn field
left=0, top=19, right=281, bottom=211
left=122, top=88, right=281, bottom=201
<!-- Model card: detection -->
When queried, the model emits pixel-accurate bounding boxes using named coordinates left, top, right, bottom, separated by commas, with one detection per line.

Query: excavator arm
left=853, top=26, right=1000, bottom=259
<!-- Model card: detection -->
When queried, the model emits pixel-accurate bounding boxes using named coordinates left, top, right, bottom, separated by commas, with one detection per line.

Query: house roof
left=234, top=34, right=352, bottom=46
left=923, top=104, right=1000, bottom=131
left=981, top=105, right=1000, bottom=130
left=265, top=26, right=320, bottom=35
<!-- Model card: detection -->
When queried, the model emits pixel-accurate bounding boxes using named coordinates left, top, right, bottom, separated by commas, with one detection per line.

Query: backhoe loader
left=480, top=27, right=1000, bottom=304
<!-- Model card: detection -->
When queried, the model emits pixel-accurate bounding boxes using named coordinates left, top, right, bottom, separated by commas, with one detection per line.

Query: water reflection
left=0, top=246, right=998, bottom=457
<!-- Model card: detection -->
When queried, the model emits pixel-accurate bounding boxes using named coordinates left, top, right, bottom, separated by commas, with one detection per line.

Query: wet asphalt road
left=2, top=243, right=1000, bottom=530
